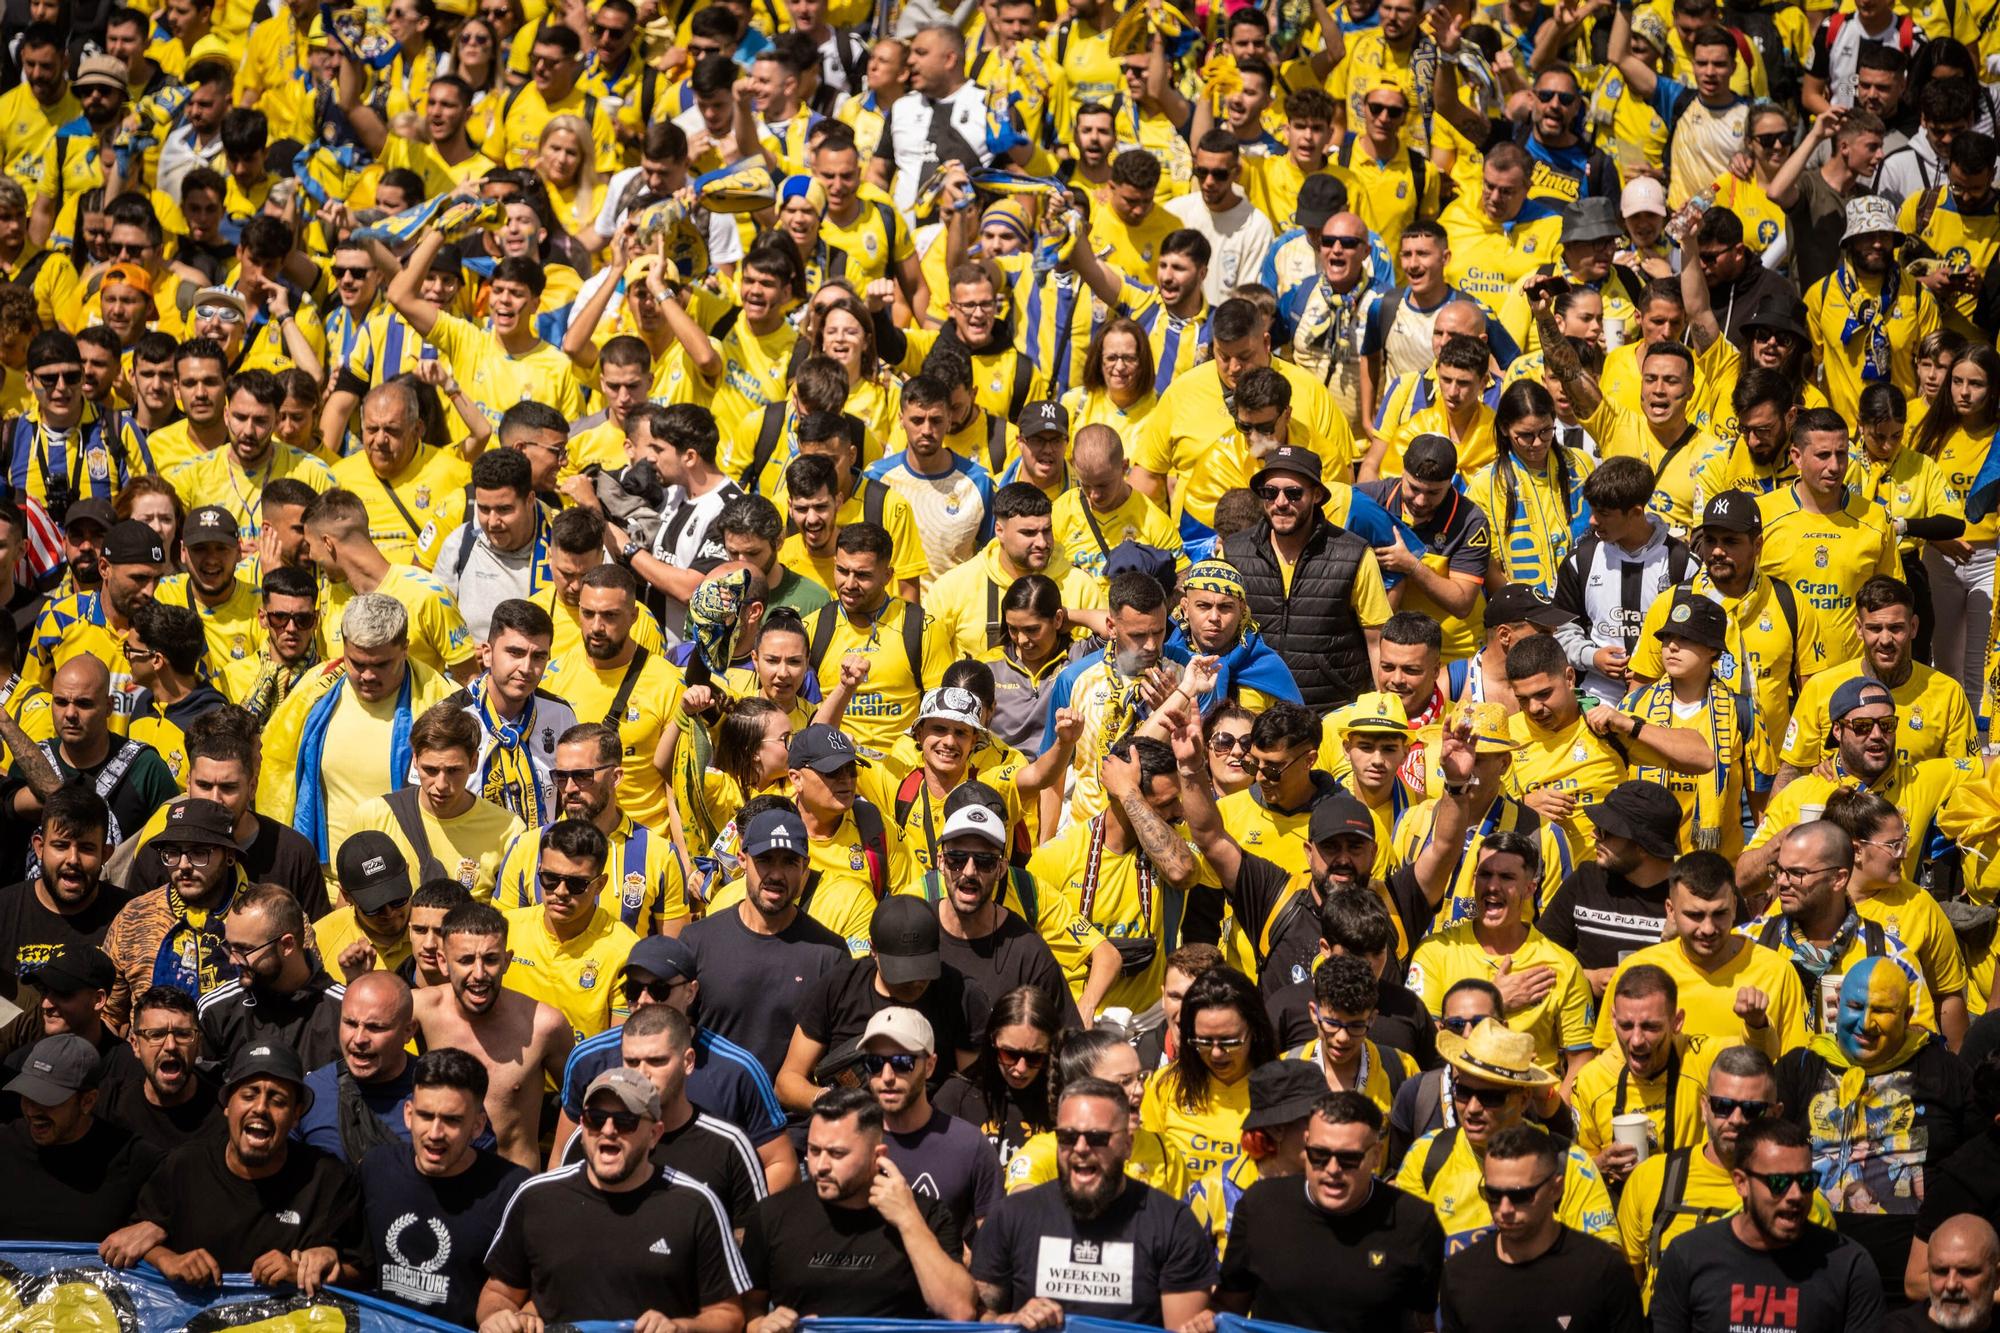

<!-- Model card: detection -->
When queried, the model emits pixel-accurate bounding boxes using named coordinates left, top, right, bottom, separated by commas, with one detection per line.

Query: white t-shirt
left=436, top=522, right=541, bottom=644
left=1164, top=191, right=1276, bottom=304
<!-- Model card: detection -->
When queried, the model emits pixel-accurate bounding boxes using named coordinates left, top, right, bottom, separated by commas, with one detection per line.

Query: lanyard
left=1614, top=1047, right=1680, bottom=1154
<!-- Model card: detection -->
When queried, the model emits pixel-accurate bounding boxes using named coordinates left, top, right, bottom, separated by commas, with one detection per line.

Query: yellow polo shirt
left=501, top=902, right=640, bottom=1041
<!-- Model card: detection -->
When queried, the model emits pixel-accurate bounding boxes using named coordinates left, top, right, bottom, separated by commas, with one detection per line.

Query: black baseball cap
left=335, top=830, right=414, bottom=914
left=1654, top=590, right=1728, bottom=651
left=1699, top=491, right=1763, bottom=535
left=870, top=895, right=941, bottom=986
left=157, top=797, right=239, bottom=850
left=36, top=944, right=115, bottom=995
left=104, top=519, right=167, bottom=565
left=1487, top=583, right=1571, bottom=628
left=65, top=498, right=114, bottom=532
left=221, top=1041, right=314, bottom=1112
left=1308, top=793, right=1376, bottom=845
left=1017, top=401, right=1068, bottom=437
left=788, top=724, right=866, bottom=774
left=184, top=505, right=239, bottom=548
left=1241, top=1060, right=1330, bottom=1130
left=1296, top=174, right=1347, bottom=232
left=627, top=934, right=696, bottom=983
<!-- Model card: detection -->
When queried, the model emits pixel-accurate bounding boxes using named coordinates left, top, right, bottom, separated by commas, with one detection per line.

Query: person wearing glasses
left=857, top=1005, right=1000, bottom=1238
left=922, top=807, right=1077, bottom=1026
left=1, top=332, right=128, bottom=521
left=494, top=817, right=641, bottom=1044
left=479, top=1066, right=751, bottom=1333
left=96, top=985, right=221, bottom=1150
left=1438, top=1123, right=1644, bottom=1333
left=201, top=882, right=345, bottom=1069
left=934, top=984, right=1061, bottom=1165
left=1615, top=1044, right=1831, bottom=1307
left=1289, top=953, right=1421, bottom=1116
left=1162, top=131, right=1276, bottom=308
left=1650, top=1118, right=1885, bottom=1333
left=101, top=798, right=245, bottom=1020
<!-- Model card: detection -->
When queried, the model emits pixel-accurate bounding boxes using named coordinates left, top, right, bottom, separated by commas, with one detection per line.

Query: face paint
left=1835, top=956, right=1912, bottom=1069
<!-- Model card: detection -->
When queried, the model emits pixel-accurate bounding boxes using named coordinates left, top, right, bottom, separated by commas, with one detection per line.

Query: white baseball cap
left=1620, top=177, right=1667, bottom=219
left=939, top=804, right=1007, bottom=849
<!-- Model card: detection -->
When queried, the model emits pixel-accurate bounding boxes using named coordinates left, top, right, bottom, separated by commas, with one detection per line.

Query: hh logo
left=1730, top=1284, right=1800, bottom=1329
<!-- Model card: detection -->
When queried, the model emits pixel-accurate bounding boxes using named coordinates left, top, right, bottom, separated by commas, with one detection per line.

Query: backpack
left=1643, top=1147, right=1710, bottom=1274
left=1420, top=1125, right=1460, bottom=1192
left=807, top=600, right=927, bottom=693
left=1726, top=7, right=1806, bottom=106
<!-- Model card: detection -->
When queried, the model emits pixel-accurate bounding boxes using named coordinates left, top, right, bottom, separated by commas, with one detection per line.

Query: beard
left=1060, top=1166, right=1123, bottom=1220
left=1930, top=1298, right=1993, bottom=1331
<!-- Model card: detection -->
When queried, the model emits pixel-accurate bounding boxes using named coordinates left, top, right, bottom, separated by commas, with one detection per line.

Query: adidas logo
left=648, top=1238, right=672, bottom=1256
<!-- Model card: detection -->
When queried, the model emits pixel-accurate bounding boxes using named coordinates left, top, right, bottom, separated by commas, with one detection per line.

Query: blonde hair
left=536, top=115, right=600, bottom=221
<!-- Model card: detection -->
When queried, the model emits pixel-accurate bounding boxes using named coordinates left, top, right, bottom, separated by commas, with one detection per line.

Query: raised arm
left=1677, top=227, right=1722, bottom=352
left=1427, top=8, right=1493, bottom=145
left=1167, top=700, right=1242, bottom=888
left=1533, top=287, right=1603, bottom=416
left=1102, top=745, right=1198, bottom=891
left=379, top=230, right=445, bottom=338
left=1411, top=717, right=1478, bottom=906
left=1606, top=7, right=1660, bottom=99
left=1767, top=106, right=1843, bottom=210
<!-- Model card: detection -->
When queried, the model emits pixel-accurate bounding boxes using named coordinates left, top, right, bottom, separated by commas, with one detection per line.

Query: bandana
left=1627, top=676, right=1738, bottom=851
left=1836, top=260, right=1901, bottom=385
left=1767, top=907, right=1865, bottom=984
left=473, top=676, right=549, bottom=827
left=686, top=568, right=753, bottom=677
left=238, top=650, right=320, bottom=724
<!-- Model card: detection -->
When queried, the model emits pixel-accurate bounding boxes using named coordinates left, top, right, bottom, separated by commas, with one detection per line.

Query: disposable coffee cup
left=1820, top=972, right=1843, bottom=1031
left=1611, top=1113, right=1654, bottom=1162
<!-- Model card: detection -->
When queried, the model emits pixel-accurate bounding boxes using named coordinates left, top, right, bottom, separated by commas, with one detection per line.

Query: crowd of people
left=3, top=0, right=2000, bottom=1325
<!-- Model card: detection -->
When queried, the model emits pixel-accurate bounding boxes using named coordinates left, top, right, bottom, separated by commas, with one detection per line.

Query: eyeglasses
left=1841, top=716, right=1897, bottom=736
left=1055, top=1127, right=1117, bottom=1148
left=1190, top=1035, right=1248, bottom=1052
left=1318, top=233, right=1365, bottom=250
left=223, top=936, right=280, bottom=962
left=537, top=870, right=597, bottom=898
left=592, top=22, right=629, bottom=36
left=194, top=303, right=245, bottom=324
left=1237, top=420, right=1285, bottom=440
left=995, top=1044, right=1048, bottom=1067
left=1858, top=835, right=1909, bottom=856
left=952, top=299, right=999, bottom=314
left=132, top=1025, right=199, bottom=1043
left=862, top=1052, right=920, bottom=1075
left=624, top=976, right=685, bottom=1003
left=34, top=369, right=82, bottom=389
left=1255, top=483, right=1307, bottom=503
left=332, top=265, right=372, bottom=280
left=1508, top=426, right=1556, bottom=448
left=1304, top=1145, right=1370, bottom=1171
left=125, top=645, right=159, bottom=664
left=1208, top=732, right=1252, bottom=753
left=531, top=52, right=571, bottom=67
left=581, top=1106, right=644, bottom=1132
left=1747, top=1169, right=1816, bottom=1197
left=551, top=763, right=617, bottom=786
left=940, top=849, right=1003, bottom=872
left=523, top=439, right=570, bottom=461
left=1479, top=1174, right=1555, bottom=1206
left=1363, top=100, right=1406, bottom=119
left=1534, top=88, right=1580, bottom=106
left=158, top=845, right=215, bottom=867
left=1192, top=165, right=1233, bottom=180
left=1451, top=1082, right=1513, bottom=1107
left=1773, top=863, right=1840, bottom=881
left=264, top=610, right=317, bottom=628
left=1707, top=1095, right=1772, bottom=1120
left=1249, top=750, right=1308, bottom=782
left=1315, top=1014, right=1372, bottom=1036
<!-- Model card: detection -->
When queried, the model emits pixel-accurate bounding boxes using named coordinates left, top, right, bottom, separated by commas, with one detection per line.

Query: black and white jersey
left=1551, top=521, right=1695, bottom=703
left=873, top=81, right=994, bottom=214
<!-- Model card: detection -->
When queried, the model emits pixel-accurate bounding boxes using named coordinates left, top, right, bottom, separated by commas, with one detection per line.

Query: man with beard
left=0, top=27, right=77, bottom=234
left=972, top=1074, right=1215, bottom=1326
left=313, top=832, right=416, bottom=983
left=864, top=365, right=1000, bottom=584
left=1232, top=446, right=1391, bottom=709
left=0, top=785, right=124, bottom=1000
left=348, top=702, right=526, bottom=906
left=1650, top=1119, right=1885, bottom=1333
left=801, top=522, right=953, bottom=757
left=924, top=804, right=1077, bottom=1024
left=295, top=972, right=423, bottom=1161
left=1757, top=411, right=1900, bottom=664
left=0, top=1032, right=162, bottom=1242
left=24, top=53, right=127, bottom=253
left=20, top=520, right=167, bottom=724
left=50, top=499, right=109, bottom=606
left=1, top=333, right=127, bottom=523
left=142, top=341, right=230, bottom=474
left=96, top=986, right=221, bottom=1149
left=1050, top=425, right=1186, bottom=588
left=612, top=404, right=744, bottom=645
left=323, top=374, right=473, bottom=569
left=1899, top=1216, right=2000, bottom=1333
left=430, top=452, right=554, bottom=648
left=1568, top=966, right=1708, bottom=1192
left=534, top=508, right=666, bottom=670
left=106, top=1042, right=363, bottom=1291
left=743, top=1084, right=974, bottom=1320
left=500, top=819, right=639, bottom=1043
left=1808, top=197, right=1941, bottom=426
left=358, top=1049, right=528, bottom=1327
left=1039, top=569, right=1182, bottom=823
left=480, top=1066, right=749, bottom=1332
left=166, top=372, right=334, bottom=549
left=928, top=484, right=1102, bottom=661
left=1164, top=132, right=1275, bottom=307
left=200, top=883, right=344, bottom=1068
left=100, top=799, right=245, bottom=1025
left=1538, top=782, right=1682, bottom=993
left=155, top=507, right=260, bottom=675
left=412, top=901, right=572, bottom=1170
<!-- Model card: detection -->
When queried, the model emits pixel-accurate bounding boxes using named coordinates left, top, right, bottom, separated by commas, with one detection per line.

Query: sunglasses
left=581, top=1106, right=643, bottom=1132
left=593, top=21, right=629, bottom=35
left=1191, top=1035, right=1247, bottom=1051
left=1438, top=1015, right=1484, bottom=1035
left=264, top=610, right=317, bottom=628
left=1318, top=233, right=1365, bottom=249
left=34, top=369, right=82, bottom=389
left=1479, top=1174, right=1555, bottom=1206
left=1534, top=88, right=1580, bottom=106
left=551, top=763, right=616, bottom=786
left=862, top=1052, right=920, bottom=1075
left=1055, top=1127, right=1117, bottom=1149
left=1249, top=751, right=1307, bottom=781
left=1304, top=1145, right=1370, bottom=1171
left=624, top=976, right=684, bottom=1003
left=109, top=241, right=150, bottom=258
left=1841, top=716, right=1897, bottom=736
left=1255, top=483, right=1308, bottom=503
left=1747, top=1169, right=1816, bottom=1197
left=1192, top=165, right=1233, bottom=180
left=1750, top=131, right=1791, bottom=149
left=1451, top=1082, right=1513, bottom=1107
left=1363, top=101, right=1406, bottom=119
left=194, top=303, right=245, bottom=323
left=1707, top=1095, right=1772, bottom=1120
left=537, top=870, right=597, bottom=898
left=1209, top=732, right=1252, bottom=753
left=940, top=848, right=1003, bottom=872
left=332, top=264, right=372, bottom=280
left=995, top=1044, right=1048, bottom=1066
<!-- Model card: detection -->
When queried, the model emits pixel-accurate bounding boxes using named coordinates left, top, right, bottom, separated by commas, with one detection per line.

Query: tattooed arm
left=1102, top=747, right=1200, bottom=890
left=1534, top=289, right=1604, bottom=417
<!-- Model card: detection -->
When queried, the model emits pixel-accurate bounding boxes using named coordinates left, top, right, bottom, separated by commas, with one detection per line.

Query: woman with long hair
left=1140, top=966, right=1277, bottom=1198
left=444, top=15, right=505, bottom=148
left=535, top=115, right=603, bottom=252
left=805, top=288, right=899, bottom=459
left=378, top=0, right=443, bottom=121
left=932, top=986, right=1061, bottom=1166
left=667, top=693, right=791, bottom=888
left=1919, top=343, right=2000, bottom=704
left=1467, top=380, right=1592, bottom=597
left=1709, top=102, right=1795, bottom=271
left=1004, top=1024, right=1168, bottom=1193
left=1855, top=382, right=1963, bottom=666
left=1202, top=701, right=1255, bottom=797
left=1913, top=328, right=1970, bottom=436
left=1061, top=318, right=1158, bottom=437
left=114, top=476, right=184, bottom=572
left=985, top=574, right=1082, bottom=752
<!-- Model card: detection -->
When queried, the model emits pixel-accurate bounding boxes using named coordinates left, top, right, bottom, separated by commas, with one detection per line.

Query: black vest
left=1223, top=518, right=1371, bottom=711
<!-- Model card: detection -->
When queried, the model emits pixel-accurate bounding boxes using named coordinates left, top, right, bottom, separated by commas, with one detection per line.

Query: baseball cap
left=104, top=520, right=167, bottom=565
left=35, top=944, right=116, bottom=995
left=1403, top=433, right=1458, bottom=477
left=1487, top=583, right=1572, bottom=629
left=939, top=804, right=1007, bottom=849
left=1620, top=176, right=1667, bottom=219
left=742, top=808, right=808, bottom=858
left=870, top=895, right=941, bottom=986
left=1741, top=297, right=1811, bottom=342
left=1585, top=780, right=1682, bottom=861
left=861, top=1005, right=936, bottom=1055
left=334, top=830, right=414, bottom=914
left=916, top=686, right=986, bottom=734
left=1249, top=445, right=1326, bottom=495
left=584, top=1066, right=662, bottom=1120
left=1295, top=174, right=1347, bottom=232
left=1018, top=401, right=1068, bottom=437
left=73, top=54, right=128, bottom=93
left=222, top=1042, right=313, bottom=1112
left=157, top=797, right=239, bottom=850
left=1308, top=793, right=1376, bottom=846
left=1829, top=677, right=1897, bottom=724
left=788, top=724, right=866, bottom=774
left=99, top=263, right=152, bottom=295
left=626, top=934, right=697, bottom=984
left=190, top=286, right=251, bottom=320
left=184, top=505, right=240, bottom=547
left=1241, top=1059, right=1330, bottom=1131
left=65, top=498, right=115, bottom=532
left=1699, top=491, right=1763, bottom=535
left=1654, top=590, right=1728, bottom=651
left=3, top=1034, right=100, bottom=1105
left=1103, top=540, right=1178, bottom=590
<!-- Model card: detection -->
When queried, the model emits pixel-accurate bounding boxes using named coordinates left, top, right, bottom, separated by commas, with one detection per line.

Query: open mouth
left=241, top=1116, right=276, bottom=1148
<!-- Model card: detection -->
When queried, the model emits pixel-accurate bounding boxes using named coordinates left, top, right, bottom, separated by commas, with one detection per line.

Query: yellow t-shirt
left=1617, top=1145, right=1836, bottom=1307
left=1755, top=487, right=1900, bottom=666
left=491, top=816, right=691, bottom=935
left=1568, top=1041, right=1711, bottom=1161
left=1139, top=1063, right=1252, bottom=1204
left=501, top=903, right=640, bottom=1041
left=347, top=791, right=526, bottom=903
left=425, top=312, right=588, bottom=437
left=154, top=573, right=264, bottom=673
left=1594, top=938, right=1809, bottom=1057
left=329, top=445, right=474, bottom=567
left=803, top=599, right=954, bottom=756
left=1806, top=265, right=1939, bottom=426
left=706, top=869, right=879, bottom=956
left=321, top=566, right=478, bottom=677
left=167, top=444, right=335, bottom=542
left=1779, top=660, right=1974, bottom=771
left=541, top=648, right=683, bottom=829
left=1406, top=924, right=1595, bottom=1074
left=312, top=906, right=415, bottom=983
left=1748, top=756, right=1972, bottom=887
left=1050, top=486, right=1184, bottom=587
left=1503, top=711, right=1628, bottom=858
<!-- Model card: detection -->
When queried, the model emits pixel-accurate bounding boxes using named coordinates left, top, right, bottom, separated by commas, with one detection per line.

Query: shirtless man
left=410, top=902, right=571, bottom=1169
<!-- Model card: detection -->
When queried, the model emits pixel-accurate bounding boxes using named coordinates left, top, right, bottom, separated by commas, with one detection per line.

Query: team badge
left=1671, top=603, right=1692, bottom=624
left=1757, top=219, right=1778, bottom=247
left=86, top=448, right=109, bottom=481
left=1814, top=545, right=1830, bottom=569
left=622, top=871, right=646, bottom=909
left=1396, top=181, right=1408, bottom=199
left=850, top=845, right=866, bottom=870
left=414, top=485, right=432, bottom=510
left=1571, top=743, right=1587, bottom=762
left=579, top=960, right=599, bottom=989
left=1909, top=706, right=1924, bottom=731
left=1759, top=615, right=1773, bottom=632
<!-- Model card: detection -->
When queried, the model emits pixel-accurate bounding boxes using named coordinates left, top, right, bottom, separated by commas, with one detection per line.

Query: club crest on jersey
left=414, top=485, right=432, bottom=510
left=1757, top=219, right=1779, bottom=247
left=1909, top=706, right=1924, bottom=731
left=850, top=845, right=866, bottom=870
left=1571, top=743, right=1588, bottom=762
left=1814, top=545, right=1830, bottom=569
left=86, top=448, right=109, bottom=481
left=623, top=872, right=646, bottom=909
left=580, top=960, right=599, bottom=989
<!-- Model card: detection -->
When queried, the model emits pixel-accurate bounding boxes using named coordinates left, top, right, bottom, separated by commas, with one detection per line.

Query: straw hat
left=1436, top=1019, right=1557, bottom=1089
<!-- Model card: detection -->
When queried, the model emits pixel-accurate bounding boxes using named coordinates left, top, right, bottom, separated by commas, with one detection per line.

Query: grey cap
left=585, top=1065, right=662, bottom=1120
left=1561, top=196, right=1624, bottom=245
left=3, top=1034, right=100, bottom=1104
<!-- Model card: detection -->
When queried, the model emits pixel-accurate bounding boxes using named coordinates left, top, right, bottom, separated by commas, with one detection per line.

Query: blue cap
left=743, top=808, right=809, bottom=857
left=626, top=934, right=696, bottom=983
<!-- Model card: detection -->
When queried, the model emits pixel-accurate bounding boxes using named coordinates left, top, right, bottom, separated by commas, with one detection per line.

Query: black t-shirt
left=932, top=1073, right=1048, bottom=1171
left=1268, top=974, right=1436, bottom=1068
left=484, top=1164, right=750, bottom=1323
left=1439, top=1227, right=1643, bottom=1333
left=0, top=1115, right=163, bottom=1241
left=798, top=957, right=990, bottom=1070
left=128, top=811, right=330, bottom=919
left=1916, top=1127, right=2000, bottom=1242
left=558, top=1111, right=768, bottom=1227
left=1231, top=852, right=1433, bottom=993
left=1650, top=1220, right=1885, bottom=1333
left=886, top=1106, right=1001, bottom=1235
left=742, top=1182, right=962, bottom=1318
left=682, top=906, right=848, bottom=1074
left=1890, top=1307, right=1966, bottom=1333
left=3, top=739, right=179, bottom=855
left=972, top=1179, right=1218, bottom=1324
left=1538, top=864, right=1671, bottom=972
left=0, top=878, right=130, bottom=1000
left=359, top=1142, right=531, bottom=1328
left=937, top=911, right=1079, bottom=1029
left=135, top=1134, right=365, bottom=1270
left=95, top=1044, right=222, bottom=1151
left=1220, top=1176, right=1443, bottom=1331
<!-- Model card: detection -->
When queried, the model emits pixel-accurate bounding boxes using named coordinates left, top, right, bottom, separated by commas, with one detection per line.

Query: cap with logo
left=1018, top=401, right=1069, bottom=438
left=742, top=808, right=809, bottom=858
left=35, top=944, right=116, bottom=996
left=184, top=505, right=240, bottom=548
left=1654, top=590, right=1728, bottom=651
left=939, top=803, right=1008, bottom=849
left=1829, top=677, right=1898, bottom=724
left=1487, top=583, right=1573, bottom=629
left=861, top=1005, right=936, bottom=1055
left=190, top=286, right=252, bottom=320
left=1842, top=195, right=1900, bottom=243
left=788, top=724, right=867, bottom=773
left=1620, top=176, right=1667, bottom=219
left=222, top=1042, right=314, bottom=1111
left=334, top=830, right=414, bottom=914
left=1249, top=446, right=1327, bottom=496
left=104, top=520, right=167, bottom=566
left=1340, top=691, right=1412, bottom=736
left=870, top=895, right=941, bottom=985
left=1295, top=174, right=1348, bottom=231
left=916, top=686, right=987, bottom=735
left=584, top=1066, right=662, bottom=1120
left=157, top=797, right=240, bottom=850
left=627, top=934, right=697, bottom=983
left=2, top=1034, right=101, bottom=1105
left=1699, top=491, right=1763, bottom=535
left=1308, top=793, right=1376, bottom=845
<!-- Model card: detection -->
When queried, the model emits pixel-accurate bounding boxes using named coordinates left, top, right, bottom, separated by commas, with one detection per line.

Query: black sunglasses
left=1707, top=1095, right=1772, bottom=1120
left=1363, top=100, right=1407, bottom=119
left=537, top=870, right=597, bottom=898
left=1747, top=1169, right=1816, bottom=1196
left=1255, top=482, right=1308, bottom=502
left=1055, top=1127, right=1117, bottom=1149
left=34, top=369, right=82, bottom=389
left=862, top=1052, right=920, bottom=1075
left=109, top=240, right=150, bottom=258
left=1192, top=165, right=1232, bottom=180
left=1479, top=1174, right=1555, bottom=1207
left=1451, top=1082, right=1513, bottom=1107
left=624, top=976, right=684, bottom=1003
left=332, top=264, right=372, bottom=279
left=1318, top=233, right=1365, bottom=249
left=265, top=609, right=318, bottom=628
left=1304, top=1145, right=1369, bottom=1171
left=581, top=1106, right=643, bottom=1132
left=1534, top=88, right=1580, bottom=106
left=940, top=849, right=1003, bottom=872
